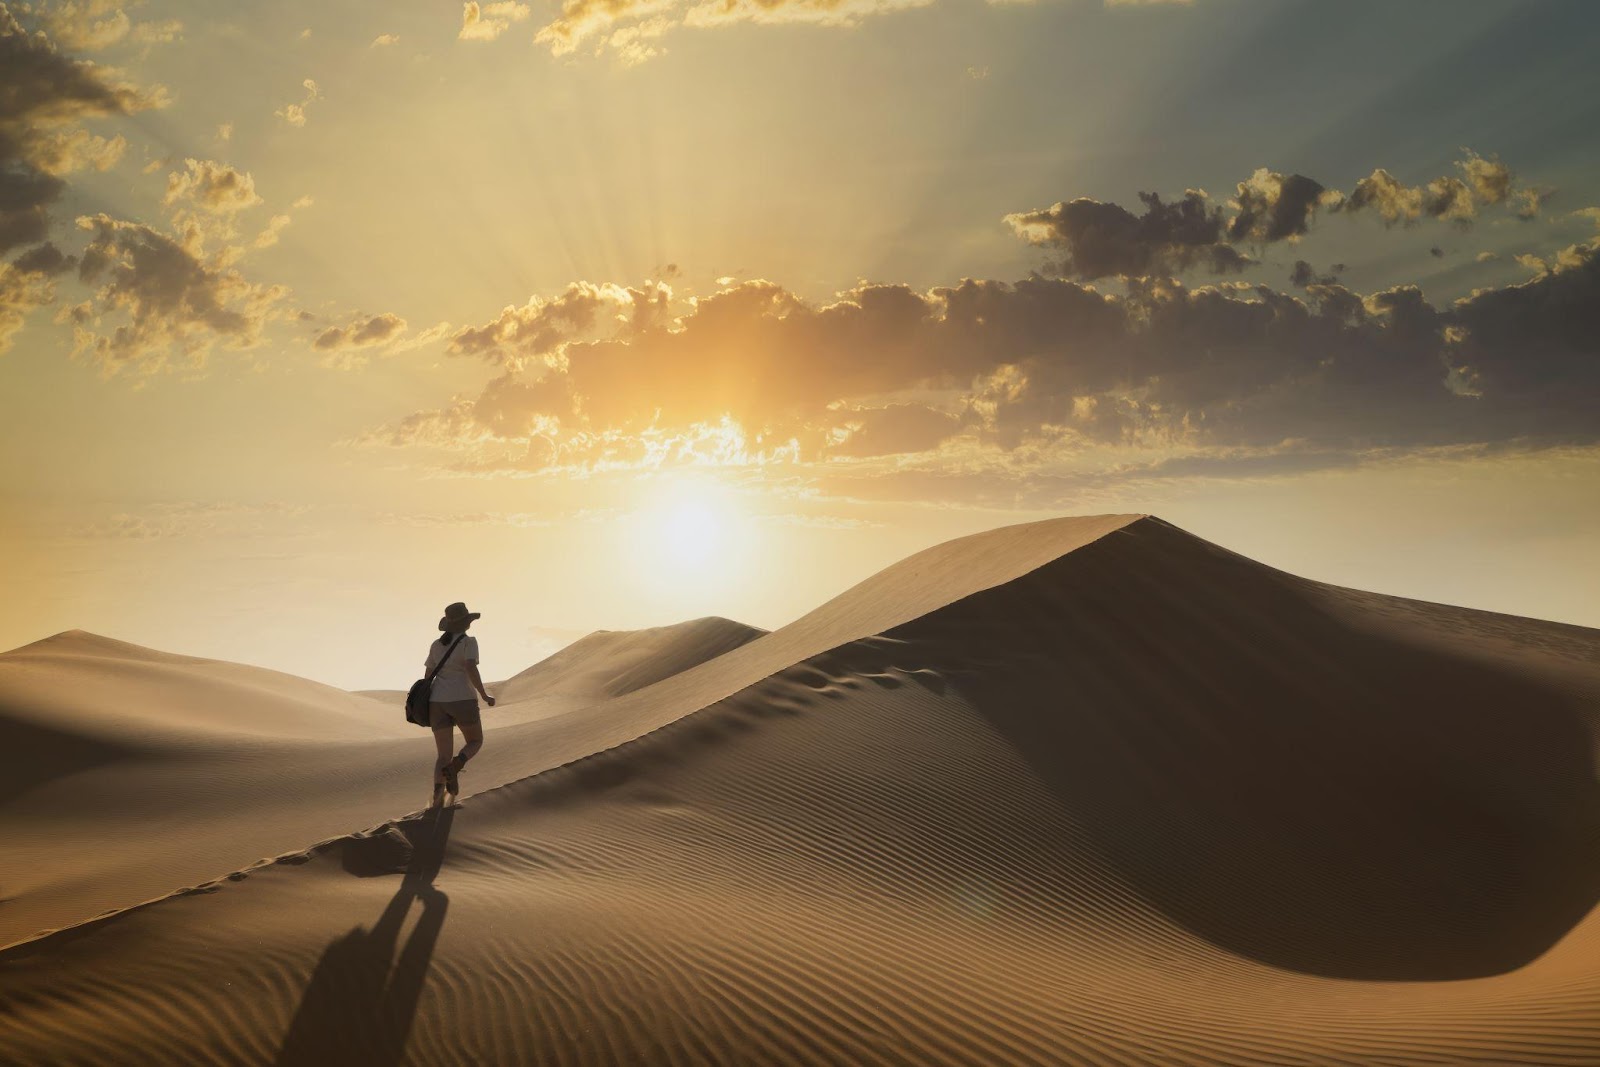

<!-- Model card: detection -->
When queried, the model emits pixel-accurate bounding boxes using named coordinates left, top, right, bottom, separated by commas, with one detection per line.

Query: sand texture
left=5, top=514, right=1600, bottom=1064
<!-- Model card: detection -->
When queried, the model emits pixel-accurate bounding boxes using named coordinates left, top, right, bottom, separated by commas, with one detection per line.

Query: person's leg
left=456, top=722, right=484, bottom=767
left=431, top=725, right=454, bottom=785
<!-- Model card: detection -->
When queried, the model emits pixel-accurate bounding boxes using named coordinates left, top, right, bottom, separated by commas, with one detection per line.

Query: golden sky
left=3, top=0, right=1599, bottom=687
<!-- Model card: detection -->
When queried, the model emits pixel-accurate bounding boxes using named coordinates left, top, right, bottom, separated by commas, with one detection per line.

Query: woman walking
left=426, top=601, right=495, bottom=807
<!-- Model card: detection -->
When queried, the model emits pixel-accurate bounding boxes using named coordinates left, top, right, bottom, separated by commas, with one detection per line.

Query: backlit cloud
left=459, top=1, right=530, bottom=41
left=275, top=79, right=320, bottom=127
left=447, top=280, right=673, bottom=369
left=532, top=0, right=929, bottom=63
left=163, top=159, right=262, bottom=215
left=23, top=1, right=182, bottom=52
left=366, top=229, right=1600, bottom=485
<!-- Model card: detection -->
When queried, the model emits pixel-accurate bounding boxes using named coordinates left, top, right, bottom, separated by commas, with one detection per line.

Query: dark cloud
left=828, top=404, right=964, bottom=458
left=313, top=312, right=406, bottom=351
left=12, top=239, right=73, bottom=275
left=373, top=236, right=1600, bottom=476
left=71, top=213, right=284, bottom=371
left=0, top=3, right=164, bottom=355
left=1005, top=191, right=1248, bottom=281
left=1289, top=260, right=1340, bottom=288
left=0, top=5, right=159, bottom=250
left=1423, top=176, right=1474, bottom=223
left=1228, top=169, right=1329, bottom=243
left=1450, top=245, right=1600, bottom=406
left=1008, top=153, right=1541, bottom=283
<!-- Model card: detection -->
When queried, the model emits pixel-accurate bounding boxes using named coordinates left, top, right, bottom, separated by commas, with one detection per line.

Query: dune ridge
left=6, top=514, right=1600, bottom=1064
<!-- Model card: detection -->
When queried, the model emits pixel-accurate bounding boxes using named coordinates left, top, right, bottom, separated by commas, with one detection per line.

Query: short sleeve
left=462, top=635, right=480, bottom=663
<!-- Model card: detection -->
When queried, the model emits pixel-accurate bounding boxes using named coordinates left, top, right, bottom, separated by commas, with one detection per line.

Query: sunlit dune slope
left=494, top=616, right=768, bottom=704
left=0, top=629, right=405, bottom=744
left=6, top=515, right=1600, bottom=1064
left=0, top=514, right=1139, bottom=949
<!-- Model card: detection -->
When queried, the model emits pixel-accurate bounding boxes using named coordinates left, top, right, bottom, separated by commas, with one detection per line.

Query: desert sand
left=4, top=514, right=1600, bottom=1064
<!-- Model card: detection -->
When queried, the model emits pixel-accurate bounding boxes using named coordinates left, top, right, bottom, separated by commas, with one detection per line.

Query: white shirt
left=425, top=633, right=479, bottom=702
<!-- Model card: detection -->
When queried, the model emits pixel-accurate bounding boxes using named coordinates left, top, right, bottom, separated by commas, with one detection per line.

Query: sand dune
left=0, top=514, right=1135, bottom=949
left=5, top=515, right=1600, bottom=1063
left=492, top=616, right=767, bottom=708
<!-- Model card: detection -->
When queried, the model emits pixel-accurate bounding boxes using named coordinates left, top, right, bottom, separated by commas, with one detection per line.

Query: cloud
left=1227, top=168, right=1333, bottom=243
left=71, top=500, right=310, bottom=540
left=0, top=2, right=168, bottom=356
left=23, top=2, right=182, bottom=52
left=163, top=159, right=263, bottom=214
left=372, top=33, right=400, bottom=47
left=447, top=280, right=672, bottom=368
left=24, top=125, right=126, bottom=175
left=1288, top=260, right=1342, bottom=288
left=1457, top=150, right=1514, bottom=205
left=532, top=0, right=928, bottom=63
left=681, top=0, right=933, bottom=29
left=275, top=79, right=320, bottom=127
left=0, top=248, right=69, bottom=352
left=366, top=230, right=1600, bottom=482
left=1, top=4, right=164, bottom=254
left=1337, top=154, right=1541, bottom=227
left=460, top=1, right=530, bottom=41
left=67, top=212, right=287, bottom=373
left=1005, top=190, right=1248, bottom=280
left=828, top=403, right=965, bottom=458
left=1007, top=152, right=1547, bottom=281
left=313, top=312, right=407, bottom=352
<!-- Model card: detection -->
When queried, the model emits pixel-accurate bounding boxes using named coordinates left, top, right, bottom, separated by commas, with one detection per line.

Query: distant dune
left=5, top=515, right=1600, bottom=1064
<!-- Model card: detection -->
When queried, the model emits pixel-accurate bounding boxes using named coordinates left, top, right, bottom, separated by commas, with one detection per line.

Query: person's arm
left=465, top=661, right=495, bottom=706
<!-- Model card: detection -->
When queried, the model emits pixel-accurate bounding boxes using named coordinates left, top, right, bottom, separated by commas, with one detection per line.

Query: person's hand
left=485, top=695, right=497, bottom=707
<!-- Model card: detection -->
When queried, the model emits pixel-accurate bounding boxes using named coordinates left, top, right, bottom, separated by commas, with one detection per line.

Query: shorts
left=429, top=699, right=481, bottom=729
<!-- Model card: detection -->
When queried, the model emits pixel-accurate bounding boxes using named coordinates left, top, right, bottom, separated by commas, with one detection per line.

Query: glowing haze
left=2, top=0, right=1598, bottom=688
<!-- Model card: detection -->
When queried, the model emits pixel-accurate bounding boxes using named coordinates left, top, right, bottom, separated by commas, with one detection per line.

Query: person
left=425, top=601, right=495, bottom=806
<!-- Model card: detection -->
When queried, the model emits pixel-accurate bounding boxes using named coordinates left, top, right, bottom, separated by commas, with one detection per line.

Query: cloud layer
left=368, top=219, right=1600, bottom=483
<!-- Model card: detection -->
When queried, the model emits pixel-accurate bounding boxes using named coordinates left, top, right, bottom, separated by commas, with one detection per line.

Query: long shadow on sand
left=881, top=518, right=1600, bottom=981
left=274, top=806, right=453, bottom=1065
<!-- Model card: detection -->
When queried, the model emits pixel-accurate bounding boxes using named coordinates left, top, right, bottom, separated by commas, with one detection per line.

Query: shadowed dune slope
left=5, top=516, right=1600, bottom=1063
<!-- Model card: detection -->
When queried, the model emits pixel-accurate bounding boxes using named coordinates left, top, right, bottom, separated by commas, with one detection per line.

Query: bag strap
left=425, top=633, right=465, bottom=684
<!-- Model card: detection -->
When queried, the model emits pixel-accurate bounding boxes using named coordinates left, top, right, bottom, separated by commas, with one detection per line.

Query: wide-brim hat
left=438, top=601, right=482, bottom=631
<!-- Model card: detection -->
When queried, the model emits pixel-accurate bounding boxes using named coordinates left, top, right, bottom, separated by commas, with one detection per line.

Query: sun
left=633, top=477, right=744, bottom=576
left=660, top=497, right=727, bottom=567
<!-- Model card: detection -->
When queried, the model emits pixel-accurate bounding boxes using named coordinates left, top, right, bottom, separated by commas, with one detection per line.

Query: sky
left=2, top=0, right=1598, bottom=689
